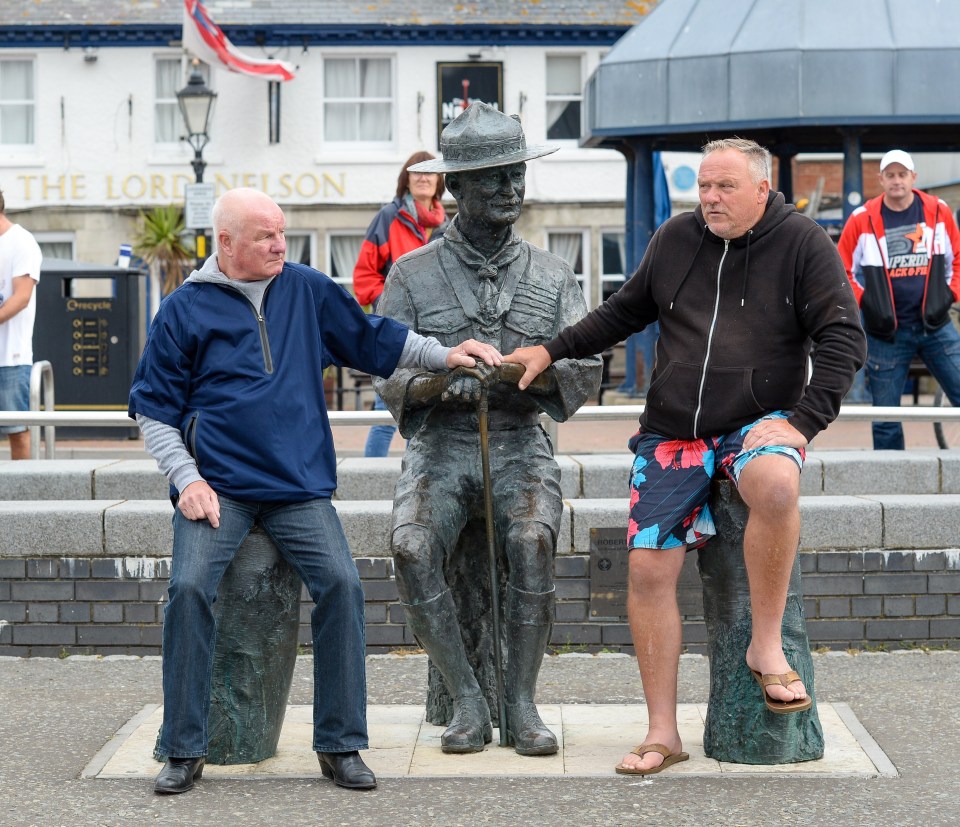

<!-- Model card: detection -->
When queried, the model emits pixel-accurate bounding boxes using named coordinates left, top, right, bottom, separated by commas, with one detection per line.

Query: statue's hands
left=445, top=338, right=503, bottom=369
left=502, top=345, right=553, bottom=391
left=498, top=360, right=558, bottom=394
left=441, top=362, right=498, bottom=403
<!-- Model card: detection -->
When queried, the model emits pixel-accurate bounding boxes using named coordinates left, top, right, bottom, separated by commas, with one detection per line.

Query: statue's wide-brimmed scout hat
left=408, top=102, right=558, bottom=174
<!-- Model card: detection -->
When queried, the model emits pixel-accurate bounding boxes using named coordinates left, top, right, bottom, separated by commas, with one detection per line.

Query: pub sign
left=436, top=62, right=504, bottom=143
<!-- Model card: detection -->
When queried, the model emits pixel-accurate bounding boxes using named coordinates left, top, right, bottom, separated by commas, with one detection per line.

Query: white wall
left=1, top=43, right=627, bottom=210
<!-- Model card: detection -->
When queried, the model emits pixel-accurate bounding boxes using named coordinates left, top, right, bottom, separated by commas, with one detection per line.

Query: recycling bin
left=33, top=259, right=147, bottom=438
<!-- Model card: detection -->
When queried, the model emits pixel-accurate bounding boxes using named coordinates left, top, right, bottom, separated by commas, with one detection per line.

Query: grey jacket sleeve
left=398, top=330, right=449, bottom=372
left=136, top=414, right=204, bottom=494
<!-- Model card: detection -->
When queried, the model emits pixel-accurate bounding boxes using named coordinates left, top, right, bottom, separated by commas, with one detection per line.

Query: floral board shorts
left=626, top=411, right=805, bottom=551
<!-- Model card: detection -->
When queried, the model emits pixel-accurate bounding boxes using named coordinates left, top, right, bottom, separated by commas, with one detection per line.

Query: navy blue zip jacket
left=129, top=260, right=408, bottom=501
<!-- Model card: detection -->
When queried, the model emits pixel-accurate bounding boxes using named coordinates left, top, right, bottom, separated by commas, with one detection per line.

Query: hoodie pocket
left=644, top=361, right=764, bottom=439
left=696, top=366, right=765, bottom=436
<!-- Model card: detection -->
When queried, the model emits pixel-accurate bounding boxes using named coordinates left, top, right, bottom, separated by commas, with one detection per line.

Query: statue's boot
left=401, top=589, right=492, bottom=753
left=504, top=586, right=559, bottom=756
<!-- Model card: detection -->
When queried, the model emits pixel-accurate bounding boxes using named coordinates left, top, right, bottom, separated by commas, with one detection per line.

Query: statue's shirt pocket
left=504, top=289, right=555, bottom=345
left=418, top=305, right=471, bottom=347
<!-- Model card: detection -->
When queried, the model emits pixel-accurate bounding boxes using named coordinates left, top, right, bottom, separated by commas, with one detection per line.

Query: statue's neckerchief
left=440, top=219, right=528, bottom=332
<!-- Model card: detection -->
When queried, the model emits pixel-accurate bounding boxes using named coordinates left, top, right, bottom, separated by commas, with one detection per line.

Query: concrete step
left=3, top=494, right=960, bottom=559
left=2, top=451, right=960, bottom=502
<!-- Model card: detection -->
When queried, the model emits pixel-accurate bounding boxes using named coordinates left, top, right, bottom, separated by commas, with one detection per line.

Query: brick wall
left=2, top=551, right=958, bottom=657
left=769, top=158, right=884, bottom=202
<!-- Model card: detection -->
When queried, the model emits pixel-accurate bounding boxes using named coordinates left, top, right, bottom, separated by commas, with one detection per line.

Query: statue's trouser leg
left=504, top=585, right=558, bottom=756
left=401, top=590, right=492, bottom=753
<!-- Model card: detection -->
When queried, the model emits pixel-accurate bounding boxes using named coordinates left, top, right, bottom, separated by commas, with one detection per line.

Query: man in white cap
left=838, top=149, right=960, bottom=449
left=376, top=102, right=602, bottom=757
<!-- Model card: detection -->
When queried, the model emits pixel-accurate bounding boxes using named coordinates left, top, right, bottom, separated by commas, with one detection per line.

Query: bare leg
left=616, top=545, right=687, bottom=772
left=9, top=431, right=29, bottom=460
left=737, top=454, right=807, bottom=704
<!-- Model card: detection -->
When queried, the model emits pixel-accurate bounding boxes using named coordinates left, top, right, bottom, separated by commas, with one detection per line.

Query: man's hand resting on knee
left=742, top=418, right=807, bottom=451
left=178, top=480, right=221, bottom=528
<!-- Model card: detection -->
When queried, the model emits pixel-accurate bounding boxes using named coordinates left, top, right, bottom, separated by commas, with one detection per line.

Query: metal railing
left=3, top=404, right=960, bottom=459
left=27, top=360, right=55, bottom=460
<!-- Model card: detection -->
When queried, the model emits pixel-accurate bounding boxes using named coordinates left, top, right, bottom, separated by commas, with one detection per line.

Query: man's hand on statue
left=497, top=362, right=558, bottom=394
left=503, top=345, right=552, bottom=391
left=446, top=339, right=504, bottom=369
left=441, top=364, right=497, bottom=402
left=742, top=418, right=808, bottom=452
left=498, top=363, right=526, bottom=385
left=178, top=480, right=221, bottom=528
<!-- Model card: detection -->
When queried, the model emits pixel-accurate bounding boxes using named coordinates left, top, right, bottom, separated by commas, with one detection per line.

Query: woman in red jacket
left=353, top=152, right=447, bottom=456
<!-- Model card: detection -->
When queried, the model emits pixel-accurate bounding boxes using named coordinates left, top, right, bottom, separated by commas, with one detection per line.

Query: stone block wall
left=3, top=549, right=959, bottom=657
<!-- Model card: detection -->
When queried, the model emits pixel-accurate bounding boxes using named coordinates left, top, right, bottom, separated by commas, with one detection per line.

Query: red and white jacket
left=352, top=196, right=446, bottom=308
left=837, top=189, right=960, bottom=340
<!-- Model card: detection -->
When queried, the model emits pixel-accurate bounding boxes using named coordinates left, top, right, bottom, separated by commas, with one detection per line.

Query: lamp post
left=177, top=62, right=217, bottom=267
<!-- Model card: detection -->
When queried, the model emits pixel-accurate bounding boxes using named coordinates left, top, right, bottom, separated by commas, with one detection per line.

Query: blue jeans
left=0, top=364, right=30, bottom=434
left=158, top=496, right=368, bottom=757
left=363, top=393, right=396, bottom=457
left=866, top=322, right=960, bottom=450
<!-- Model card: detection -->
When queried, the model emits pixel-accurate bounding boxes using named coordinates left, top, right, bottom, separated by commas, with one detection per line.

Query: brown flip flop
left=750, top=667, right=813, bottom=714
left=615, top=743, right=689, bottom=776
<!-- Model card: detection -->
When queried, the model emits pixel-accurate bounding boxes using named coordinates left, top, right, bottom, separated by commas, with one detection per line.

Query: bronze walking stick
left=478, top=385, right=508, bottom=746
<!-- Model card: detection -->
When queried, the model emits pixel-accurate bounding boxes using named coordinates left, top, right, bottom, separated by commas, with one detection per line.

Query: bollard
left=155, top=526, right=301, bottom=765
left=697, top=480, right=824, bottom=764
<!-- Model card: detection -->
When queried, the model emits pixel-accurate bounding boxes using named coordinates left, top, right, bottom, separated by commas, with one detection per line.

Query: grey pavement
left=1, top=650, right=958, bottom=827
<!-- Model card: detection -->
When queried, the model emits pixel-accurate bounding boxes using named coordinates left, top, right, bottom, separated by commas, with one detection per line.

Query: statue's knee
left=391, top=524, right=442, bottom=598
left=391, top=524, right=431, bottom=566
left=505, top=522, right=555, bottom=589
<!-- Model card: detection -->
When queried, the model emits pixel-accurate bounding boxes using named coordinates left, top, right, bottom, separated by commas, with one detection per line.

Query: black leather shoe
left=154, top=756, right=205, bottom=794
left=316, top=751, right=377, bottom=790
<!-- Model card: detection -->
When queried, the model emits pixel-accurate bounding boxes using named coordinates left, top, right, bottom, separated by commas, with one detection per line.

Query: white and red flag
left=182, top=0, right=295, bottom=82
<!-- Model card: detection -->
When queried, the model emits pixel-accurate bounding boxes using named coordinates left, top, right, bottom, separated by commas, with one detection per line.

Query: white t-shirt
left=0, top=223, right=42, bottom=366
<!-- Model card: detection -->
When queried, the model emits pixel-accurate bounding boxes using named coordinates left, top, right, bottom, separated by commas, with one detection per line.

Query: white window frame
left=154, top=57, right=212, bottom=147
left=285, top=230, right=316, bottom=269
left=33, top=231, right=76, bottom=261
left=545, top=54, right=583, bottom=144
left=321, top=55, right=395, bottom=150
left=546, top=228, right=591, bottom=307
left=326, top=230, right=365, bottom=290
left=0, top=57, right=36, bottom=147
left=600, top=229, right=628, bottom=304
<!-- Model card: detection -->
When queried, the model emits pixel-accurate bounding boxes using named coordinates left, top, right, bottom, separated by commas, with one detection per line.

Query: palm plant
left=133, top=205, right=194, bottom=298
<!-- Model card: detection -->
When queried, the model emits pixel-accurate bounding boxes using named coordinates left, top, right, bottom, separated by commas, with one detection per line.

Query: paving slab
left=867, top=494, right=960, bottom=549
left=3, top=651, right=956, bottom=827
left=94, top=459, right=168, bottom=500
left=570, top=453, right=631, bottom=499
left=334, top=457, right=402, bottom=501
left=798, top=496, right=883, bottom=550
left=817, top=451, right=940, bottom=495
left=0, top=500, right=119, bottom=556
left=0, top=459, right=118, bottom=500
left=89, top=701, right=889, bottom=781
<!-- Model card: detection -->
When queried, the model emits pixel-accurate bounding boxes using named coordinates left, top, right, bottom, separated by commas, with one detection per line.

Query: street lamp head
left=177, top=62, right=217, bottom=143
